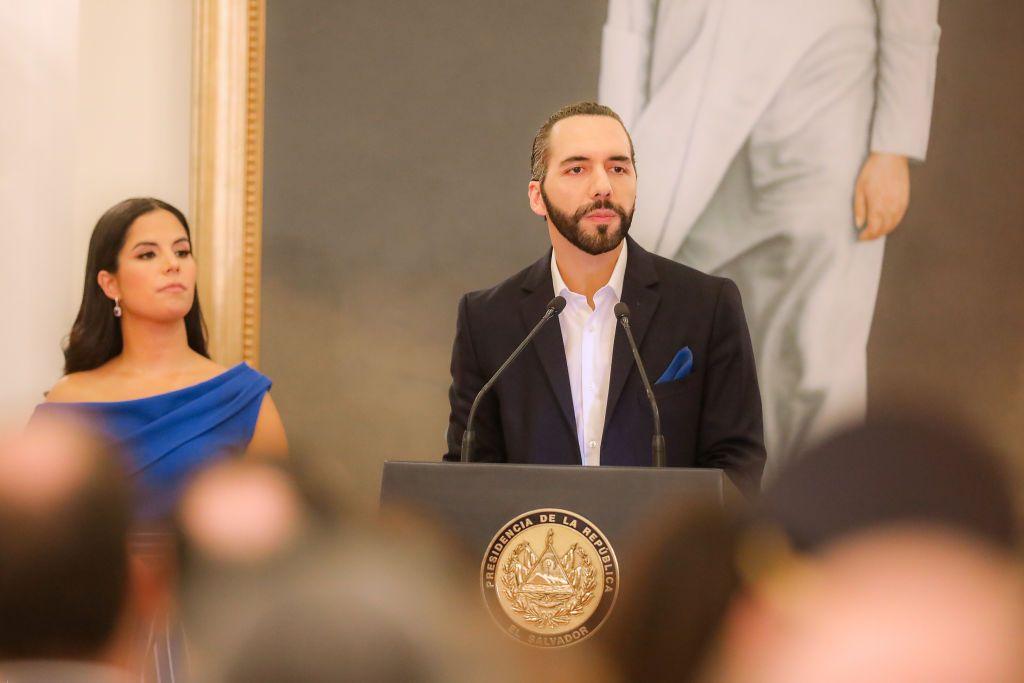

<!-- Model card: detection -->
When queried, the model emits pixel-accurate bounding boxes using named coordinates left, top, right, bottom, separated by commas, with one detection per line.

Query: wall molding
left=191, top=0, right=265, bottom=366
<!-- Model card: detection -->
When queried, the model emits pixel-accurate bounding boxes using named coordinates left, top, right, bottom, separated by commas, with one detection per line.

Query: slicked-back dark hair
left=63, top=197, right=209, bottom=374
left=530, top=101, right=635, bottom=182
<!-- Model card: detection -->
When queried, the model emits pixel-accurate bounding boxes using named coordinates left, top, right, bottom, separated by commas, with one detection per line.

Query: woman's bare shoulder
left=190, top=354, right=232, bottom=379
left=44, top=369, right=107, bottom=402
left=45, top=356, right=232, bottom=403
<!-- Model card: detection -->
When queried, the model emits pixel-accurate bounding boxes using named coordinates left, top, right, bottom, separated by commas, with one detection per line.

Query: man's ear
left=97, top=271, right=120, bottom=301
left=528, top=180, right=547, bottom=218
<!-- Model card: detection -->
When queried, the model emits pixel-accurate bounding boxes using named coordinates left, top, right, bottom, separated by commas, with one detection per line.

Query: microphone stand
left=614, top=302, right=667, bottom=467
left=460, top=296, right=566, bottom=462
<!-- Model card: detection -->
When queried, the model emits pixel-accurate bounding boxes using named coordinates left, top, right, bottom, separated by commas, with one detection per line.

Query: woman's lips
left=159, top=283, right=187, bottom=293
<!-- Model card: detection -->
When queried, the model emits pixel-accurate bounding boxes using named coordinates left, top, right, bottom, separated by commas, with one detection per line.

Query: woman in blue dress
left=37, top=197, right=288, bottom=521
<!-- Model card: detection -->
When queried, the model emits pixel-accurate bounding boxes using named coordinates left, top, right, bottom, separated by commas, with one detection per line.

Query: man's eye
left=567, top=166, right=584, bottom=174
left=612, top=166, right=627, bottom=174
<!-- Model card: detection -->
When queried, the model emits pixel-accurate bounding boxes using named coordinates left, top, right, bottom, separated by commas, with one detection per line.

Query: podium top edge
left=382, top=460, right=726, bottom=477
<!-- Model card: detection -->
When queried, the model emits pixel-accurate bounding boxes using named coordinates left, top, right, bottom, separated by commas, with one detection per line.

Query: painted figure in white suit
left=600, top=0, right=940, bottom=477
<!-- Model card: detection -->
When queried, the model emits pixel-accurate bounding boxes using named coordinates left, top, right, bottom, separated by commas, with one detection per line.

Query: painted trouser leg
left=677, top=26, right=881, bottom=478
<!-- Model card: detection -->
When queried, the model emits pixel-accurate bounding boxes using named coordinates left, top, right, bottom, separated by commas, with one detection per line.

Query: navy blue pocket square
left=656, top=347, right=693, bottom=385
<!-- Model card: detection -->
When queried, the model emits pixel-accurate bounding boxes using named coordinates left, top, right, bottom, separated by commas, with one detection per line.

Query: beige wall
left=72, top=0, right=193, bottom=317
left=0, top=0, right=192, bottom=419
left=0, top=1, right=79, bottom=419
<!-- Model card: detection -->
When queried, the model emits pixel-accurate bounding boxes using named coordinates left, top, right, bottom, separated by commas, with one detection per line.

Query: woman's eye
left=176, top=249, right=192, bottom=258
left=138, top=252, right=155, bottom=260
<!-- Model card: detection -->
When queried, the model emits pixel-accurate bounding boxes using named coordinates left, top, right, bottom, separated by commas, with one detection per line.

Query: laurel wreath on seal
left=501, top=538, right=598, bottom=629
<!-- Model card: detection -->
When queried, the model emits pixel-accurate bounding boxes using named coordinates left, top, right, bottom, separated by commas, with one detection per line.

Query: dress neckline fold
left=45, top=362, right=250, bottom=407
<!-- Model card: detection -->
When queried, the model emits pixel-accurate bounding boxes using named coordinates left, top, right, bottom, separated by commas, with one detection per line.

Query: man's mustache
left=572, top=199, right=629, bottom=221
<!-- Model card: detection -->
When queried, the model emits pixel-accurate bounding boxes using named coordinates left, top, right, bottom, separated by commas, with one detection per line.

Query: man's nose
left=589, top=167, right=612, bottom=198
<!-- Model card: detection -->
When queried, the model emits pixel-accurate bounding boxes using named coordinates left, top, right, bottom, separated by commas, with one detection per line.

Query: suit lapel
left=604, top=239, right=660, bottom=432
left=519, top=253, right=578, bottom=445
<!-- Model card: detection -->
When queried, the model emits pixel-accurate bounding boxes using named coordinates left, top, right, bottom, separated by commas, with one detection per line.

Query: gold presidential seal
left=481, top=509, right=619, bottom=648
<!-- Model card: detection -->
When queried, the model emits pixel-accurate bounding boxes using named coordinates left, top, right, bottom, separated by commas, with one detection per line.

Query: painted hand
left=854, top=152, right=910, bottom=241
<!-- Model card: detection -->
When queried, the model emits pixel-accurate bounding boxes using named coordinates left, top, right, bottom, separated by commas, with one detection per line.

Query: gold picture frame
left=190, top=0, right=265, bottom=366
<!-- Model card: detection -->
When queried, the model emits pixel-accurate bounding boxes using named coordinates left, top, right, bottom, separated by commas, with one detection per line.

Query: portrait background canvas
left=261, top=1, right=1024, bottom=499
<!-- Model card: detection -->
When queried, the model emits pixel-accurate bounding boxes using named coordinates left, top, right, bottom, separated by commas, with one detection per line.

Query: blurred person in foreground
left=700, top=526, right=1024, bottom=683
left=176, top=458, right=309, bottom=569
left=199, top=538, right=538, bottom=683
left=697, top=416, right=1023, bottom=683
left=172, top=461, right=604, bottom=683
left=758, top=415, right=1020, bottom=552
left=0, top=417, right=163, bottom=682
left=604, top=416, right=1021, bottom=683
left=36, top=197, right=287, bottom=522
left=600, top=503, right=746, bottom=683
left=159, top=458, right=310, bottom=681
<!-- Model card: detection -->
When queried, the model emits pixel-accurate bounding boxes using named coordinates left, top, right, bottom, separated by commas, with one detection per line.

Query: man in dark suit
left=445, top=102, right=765, bottom=493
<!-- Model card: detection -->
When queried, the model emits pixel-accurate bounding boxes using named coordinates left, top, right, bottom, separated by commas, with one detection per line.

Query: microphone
left=460, top=296, right=567, bottom=462
left=613, top=301, right=667, bottom=467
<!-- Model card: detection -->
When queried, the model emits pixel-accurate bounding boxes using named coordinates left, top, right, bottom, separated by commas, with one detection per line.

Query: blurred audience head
left=0, top=416, right=133, bottom=663
left=184, top=526, right=594, bottom=683
left=706, top=527, right=1024, bottom=683
left=174, top=458, right=312, bottom=678
left=174, top=460, right=601, bottom=681
left=696, top=415, right=1024, bottom=683
left=606, top=415, right=1023, bottom=683
left=177, top=458, right=307, bottom=568
left=603, top=502, right=745, bottom=683
left=758, top=415, right=1019, bottom=551
left=221, top=538, right=497, bottom=682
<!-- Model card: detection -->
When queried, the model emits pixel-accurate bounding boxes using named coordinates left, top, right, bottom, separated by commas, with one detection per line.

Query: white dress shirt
left=551, top=245, right=628, bottom=466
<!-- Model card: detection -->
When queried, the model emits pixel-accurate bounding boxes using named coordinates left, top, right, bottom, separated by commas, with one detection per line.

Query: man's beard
left=541, top=184, right=634, bottom=256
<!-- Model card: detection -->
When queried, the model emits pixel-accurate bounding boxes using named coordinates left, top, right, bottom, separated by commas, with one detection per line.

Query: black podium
left=380, top=461, right=742, bottom=647
left=381, top=461, right=740, bottom=554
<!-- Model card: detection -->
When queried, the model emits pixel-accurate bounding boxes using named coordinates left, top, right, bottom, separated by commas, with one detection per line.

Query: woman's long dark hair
left=63, top=198, right=209, bottom=374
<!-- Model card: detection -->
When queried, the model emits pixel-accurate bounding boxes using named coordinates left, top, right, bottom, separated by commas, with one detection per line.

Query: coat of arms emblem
left=481, top=509, right=619, bottom=647
left=502, top=529, right=597, bottom=628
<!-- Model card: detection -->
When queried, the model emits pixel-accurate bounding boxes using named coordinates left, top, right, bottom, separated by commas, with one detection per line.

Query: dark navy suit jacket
left=444, top=237, right=765, bottom=494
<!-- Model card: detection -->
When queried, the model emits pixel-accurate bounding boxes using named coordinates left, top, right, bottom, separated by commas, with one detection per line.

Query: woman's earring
left=113, top=297, right=122, bottom=318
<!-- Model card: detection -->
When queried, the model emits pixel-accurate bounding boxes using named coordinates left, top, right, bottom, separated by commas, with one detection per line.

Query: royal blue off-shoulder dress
left=34, top=362, right=272, bottom=521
